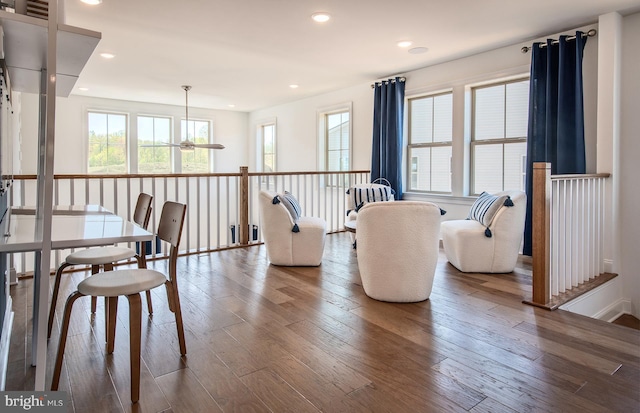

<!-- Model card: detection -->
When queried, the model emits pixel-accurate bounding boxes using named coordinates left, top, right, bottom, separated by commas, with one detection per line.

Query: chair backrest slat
left=157, top=201, right=187, bottom=248
left=133, top=193, right=153, bottom=229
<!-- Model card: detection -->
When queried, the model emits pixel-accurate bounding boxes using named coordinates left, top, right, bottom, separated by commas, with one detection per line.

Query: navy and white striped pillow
left=467, top=192, right=508, bottom=227
left=348, top=186, right=394, bottom=210
left=280, top=191, right=302, bottom=220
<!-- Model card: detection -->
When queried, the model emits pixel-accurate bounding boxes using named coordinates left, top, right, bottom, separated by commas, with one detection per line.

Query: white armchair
left=258, top=190, right=326, bottom=266
left=441, top=190, right=526, bottom=273
left=356, top=201, right=442, bottom=302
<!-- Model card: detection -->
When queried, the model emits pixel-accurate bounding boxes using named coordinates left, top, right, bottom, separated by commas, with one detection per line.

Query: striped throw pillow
left=280, top=191, right=301, bottom=221
left=467, top=192, right=508, bottom=228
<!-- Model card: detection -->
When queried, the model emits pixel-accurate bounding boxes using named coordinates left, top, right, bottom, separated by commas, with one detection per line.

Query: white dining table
left=0, top=206, right=154, bottom=390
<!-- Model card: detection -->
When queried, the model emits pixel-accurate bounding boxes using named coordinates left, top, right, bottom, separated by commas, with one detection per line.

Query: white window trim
left=256, top=118, right=277, bottom=172
left=317, top=102, right=352, bottom=173
left=406, top=90, right=454, bottom=194
left=86, top=109, right=130, bottom=174
left=136, top=114, right=173, bottom=174
left=470, top=76, right=529, bottom=195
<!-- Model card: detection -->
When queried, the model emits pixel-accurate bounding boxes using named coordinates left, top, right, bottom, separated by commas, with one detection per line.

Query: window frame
left=324, top=109, right=350, bottom=172
left=260, top=122, right=276, bottom=173
left=137, top=114, right=173, bottom=174
left=87, top=110, right=129, bottom=174
left=180, top=117, right=213, bottom=173
left=406, top=90, right=454, bottom=194
left=470, top=77, right=529, bottom=195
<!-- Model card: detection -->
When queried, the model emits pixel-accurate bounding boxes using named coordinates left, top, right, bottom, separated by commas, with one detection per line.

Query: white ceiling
left=64, top=0, right=640, bottom=112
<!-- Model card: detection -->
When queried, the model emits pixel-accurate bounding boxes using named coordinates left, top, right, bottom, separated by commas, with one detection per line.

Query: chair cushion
left=66, top=246, right=136, bottom=265
left=467, top=191, right=508, bottom=227
left=78, top=269, right=167, bottom=297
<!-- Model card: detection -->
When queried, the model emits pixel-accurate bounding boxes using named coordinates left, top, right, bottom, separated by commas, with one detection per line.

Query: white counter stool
left=51, top=201, right=187, bottom=404
left=47, top=193, right=153, bottom=339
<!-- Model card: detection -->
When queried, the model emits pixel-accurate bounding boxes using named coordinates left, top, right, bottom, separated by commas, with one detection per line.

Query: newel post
left=239, top=166, right=249, bottom=245
left=531, top=162, right=551, bottom=306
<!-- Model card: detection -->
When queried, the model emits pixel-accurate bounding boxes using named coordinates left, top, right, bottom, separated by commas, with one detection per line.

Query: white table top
left=10, top=204, right=112, bottom=215
left=0, top=211, right=153, bottom=253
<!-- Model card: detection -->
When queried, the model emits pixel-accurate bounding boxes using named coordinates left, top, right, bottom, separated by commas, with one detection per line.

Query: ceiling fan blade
left=193, top=143, right=225, bottom=149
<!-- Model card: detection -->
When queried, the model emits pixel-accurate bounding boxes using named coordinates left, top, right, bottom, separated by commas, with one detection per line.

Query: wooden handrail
left=7, top=169, right=372, bottom=181
left=551, top=173, right=611, bottom=180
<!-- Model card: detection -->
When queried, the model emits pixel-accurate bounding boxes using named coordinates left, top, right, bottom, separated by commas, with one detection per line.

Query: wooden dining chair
left=51, top=201, right=188, bottom=403
left=48, top=193, right=154, bottom=339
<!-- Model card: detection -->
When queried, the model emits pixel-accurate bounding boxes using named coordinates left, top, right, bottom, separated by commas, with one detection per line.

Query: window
left=262, top=123, right=276, bottom=172
left=325, top=111, right=350, bottom=171
left=138, top=115, right=172, bottom=173
left=407, top=92, right=453, bottom=193
left=181, top=119, right=211, bottom=173
left=88, top=111, right=127, bottom=174
left=472, top=79, right=529, bottom=194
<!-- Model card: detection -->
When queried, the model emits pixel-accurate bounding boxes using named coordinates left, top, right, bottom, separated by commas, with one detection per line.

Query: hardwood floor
left=6, top=232, right=640, bottom=412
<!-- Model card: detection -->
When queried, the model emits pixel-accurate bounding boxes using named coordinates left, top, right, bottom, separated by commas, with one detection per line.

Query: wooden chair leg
left=90, top=264, right=100, bottom=314
left=51, top=291, right=84, bottom=390
left=145, top=290, right=153, bottom=314
left=102, top=263, right=115, bottom=338
left=106, top=296, right=118, bottom=354
left=126, top=293, right=142, bottom=403
left=166, top=280, right=186, bottom=356
left=48, top=262, right=73, bottom=339
left=136, top=255, right=153, bottom=314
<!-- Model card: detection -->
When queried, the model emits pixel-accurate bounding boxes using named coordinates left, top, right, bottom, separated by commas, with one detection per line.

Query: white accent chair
left=258, top=190, right=327, bottom=266
left=441, top=190, right=526, bottom=273
left=356, top=201, right=442, bottom=302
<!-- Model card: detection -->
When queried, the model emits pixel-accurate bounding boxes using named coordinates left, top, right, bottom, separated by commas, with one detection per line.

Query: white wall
left=18, top=94, right=250, bottom=174
left=249, top=85, right=373, bottom=172
left=619, top=11, right=640, bottom=316
left=250, top=23, right=599, bottom=221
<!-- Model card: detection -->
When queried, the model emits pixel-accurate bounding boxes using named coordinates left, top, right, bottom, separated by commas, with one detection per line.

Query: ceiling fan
left=169, top=85, right=225, bottom=151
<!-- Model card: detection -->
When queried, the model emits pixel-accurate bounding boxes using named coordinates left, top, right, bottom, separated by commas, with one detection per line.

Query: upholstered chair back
left=356, top=201, right=442, bottom=302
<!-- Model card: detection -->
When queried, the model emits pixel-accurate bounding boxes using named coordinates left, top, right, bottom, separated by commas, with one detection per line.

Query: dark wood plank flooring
left=6, top=232, right=640, bottom=412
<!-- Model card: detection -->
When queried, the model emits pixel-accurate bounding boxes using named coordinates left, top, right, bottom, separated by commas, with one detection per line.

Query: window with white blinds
left=472, top=79, right=529, bottom=194
left=407, top=92, right=453, bottom=193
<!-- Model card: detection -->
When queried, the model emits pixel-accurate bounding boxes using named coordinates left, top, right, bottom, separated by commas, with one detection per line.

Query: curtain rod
left=521, top=29, right=596, bottom=53
left=371, top=77, right=406, bottom=88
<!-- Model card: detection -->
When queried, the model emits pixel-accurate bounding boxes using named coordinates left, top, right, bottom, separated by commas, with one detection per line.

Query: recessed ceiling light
left=311, top=13, right=331, bottom=23
left=289, top=84, right=299, bottom=89
left=227, top=104, right=235, bottom=108
left=100, top=52, right=115, bottom=59
left=78, top=87, right=89, bottom=91
left=408, top=47, right=428, bottom=54
left=81, top=0, right=102, bottom=4
left=397, top=41, right=413, bottom=48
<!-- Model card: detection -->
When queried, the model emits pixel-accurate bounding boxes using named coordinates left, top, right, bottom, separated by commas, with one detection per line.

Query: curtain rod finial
left=521, top=46, right=530, bottom=54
